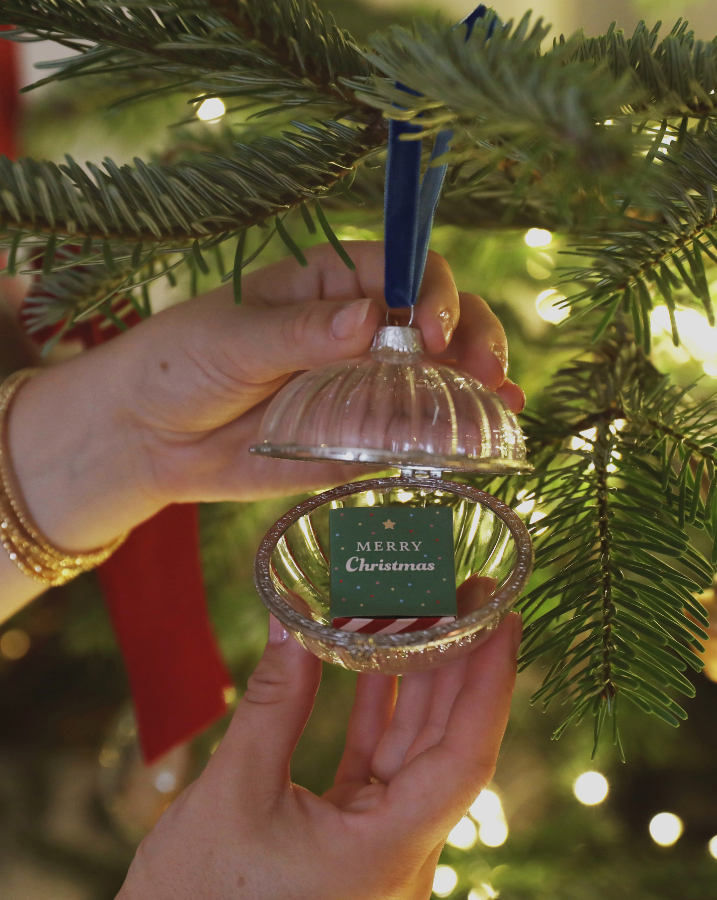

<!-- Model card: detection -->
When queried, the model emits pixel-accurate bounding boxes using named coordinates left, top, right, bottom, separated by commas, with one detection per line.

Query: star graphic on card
left=382, top=518, right=396, bottom=530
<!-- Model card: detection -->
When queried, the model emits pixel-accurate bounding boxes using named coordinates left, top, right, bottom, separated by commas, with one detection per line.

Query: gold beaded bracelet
left=0, top=369, right=127, bottom=587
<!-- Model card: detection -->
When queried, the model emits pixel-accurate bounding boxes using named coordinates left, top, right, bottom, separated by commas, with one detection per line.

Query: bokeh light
left=197, top=98, right=226, bottom=120
left=573, top=771, right=609, bottom=805
left=468, top=884, right=499, bottom=900
left=651, top=306, right=717, bottom=361
left=524, top=228, right=552, bottom=248
left=433, top=865, right=458, bottom=897
left=470, top=789, right=503, bottom=823
left=479, top=819, right=509, bottom=847
left=649, top=813, right=684, bottom=847
left=447, top=816, right=478, bottom=849
left=0, top=628, right=30, bottom=660
left=708, top=836, right=717, bottom=859
left=535, top=288, right=570, bottom=324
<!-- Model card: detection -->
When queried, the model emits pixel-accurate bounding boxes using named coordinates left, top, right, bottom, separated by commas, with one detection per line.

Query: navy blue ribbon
left=384, top=5, right=490, bottom=309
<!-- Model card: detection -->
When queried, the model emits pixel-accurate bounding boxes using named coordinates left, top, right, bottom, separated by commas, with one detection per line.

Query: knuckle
left=243, top=665, right=290, bottom=707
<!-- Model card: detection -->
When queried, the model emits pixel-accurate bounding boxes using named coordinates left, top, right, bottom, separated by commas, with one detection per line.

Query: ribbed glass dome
left=250, top=325, right=531, bottom=473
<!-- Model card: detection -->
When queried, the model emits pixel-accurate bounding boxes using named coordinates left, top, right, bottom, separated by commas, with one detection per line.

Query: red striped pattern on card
left=332, top=616, right=456, bottom=635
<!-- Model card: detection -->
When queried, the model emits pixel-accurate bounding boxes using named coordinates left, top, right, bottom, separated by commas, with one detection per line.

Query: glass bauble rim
left=254, top=475, right=534, bottom=651
left=250, top=442, right=533, bottom=474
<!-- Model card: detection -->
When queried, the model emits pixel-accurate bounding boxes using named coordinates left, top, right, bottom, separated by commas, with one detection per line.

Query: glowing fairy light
left=197, top=98, right=226, bottom=121
left=535, top=288, right=570, bottom=324
left=704, top=360, right=717, bottom=377
left=524, top=228, right=552, bottom=248
left=573, top=771, right=609, bottom=805
left=433, top=865, right=458, bottom=897
left=447, top=816, right=478, bottom=849
left=479, top=819, right=509, bottom=847
left=708, top=835, right=717, bottom=859
left=469, top=788, right=509, bottom=847
left=649, top=812, right=684, bottom=847
left=469, top=789, right=503, bottom=823
left=651, top=306, right=717, bottom=360
left=468, top=885, right=499, bottom=900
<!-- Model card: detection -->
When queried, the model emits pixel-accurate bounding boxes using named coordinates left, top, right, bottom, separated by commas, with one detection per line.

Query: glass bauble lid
left=250, top=325, right=531, bottom=473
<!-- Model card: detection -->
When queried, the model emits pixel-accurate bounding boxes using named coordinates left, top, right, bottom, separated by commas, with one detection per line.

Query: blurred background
left=2, top=1, right=717, bottom=898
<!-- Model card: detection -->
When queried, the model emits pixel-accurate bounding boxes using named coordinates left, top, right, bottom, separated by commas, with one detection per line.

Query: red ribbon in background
left=0, top=26, right=19, bottom=160
left=2, top=33, right=233, bottom=763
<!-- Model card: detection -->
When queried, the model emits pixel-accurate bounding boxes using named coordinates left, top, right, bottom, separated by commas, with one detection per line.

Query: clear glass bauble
left=250, top=325, right=533, bottom=675
left=251, top=325, right=530, bottom=473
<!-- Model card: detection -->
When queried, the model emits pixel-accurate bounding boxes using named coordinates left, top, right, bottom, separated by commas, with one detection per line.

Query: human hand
left=8, top=241, right=523, bottom=556
left=117, top=588, right=521, bottom=900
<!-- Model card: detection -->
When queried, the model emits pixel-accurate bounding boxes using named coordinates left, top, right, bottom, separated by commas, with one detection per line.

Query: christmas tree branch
left=518, top=333, right=712, bottom=751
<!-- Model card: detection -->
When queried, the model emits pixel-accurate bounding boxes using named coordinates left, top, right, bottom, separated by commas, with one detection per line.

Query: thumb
left=202, top=294, right=383, bottom=385
left=210, top=616, right=322, bottom=801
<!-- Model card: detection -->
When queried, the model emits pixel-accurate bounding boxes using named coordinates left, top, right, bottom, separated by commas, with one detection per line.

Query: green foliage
left=516, top=326, right=714, bottom=752
left=2, top=0, right=717, bottom=747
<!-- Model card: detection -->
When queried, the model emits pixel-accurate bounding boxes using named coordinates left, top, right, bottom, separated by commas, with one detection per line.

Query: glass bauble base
left=254, top=475, right=532, bottom=674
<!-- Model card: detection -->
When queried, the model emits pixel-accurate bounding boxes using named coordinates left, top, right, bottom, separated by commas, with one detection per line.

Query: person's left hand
left=117, top=583, right=520, bottom=900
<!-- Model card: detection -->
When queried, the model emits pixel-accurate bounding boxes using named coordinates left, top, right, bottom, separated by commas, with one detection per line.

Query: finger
left=241, top=241, right=387, bottom=306
left=411, top=250, right=460, bottom=354
left=240, top=242, right=460, bottom=353
left=170, top=290, right=384, bottom=394
left=209, top=616, right=322, bottom=802
left=495, top=377, right=526, bottom=414
left=438, top=293, right=509, bottom=392
left=385, top=614, right=521, bottom=836
left=334, top=674, right=397, bottom=786
left=401, top=656, right=468, bottom=768
left=456, top=574, right=498, bottom=617
left=370, top=669, right=437, bottom=783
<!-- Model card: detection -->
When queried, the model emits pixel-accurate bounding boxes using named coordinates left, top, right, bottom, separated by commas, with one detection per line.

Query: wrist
left=6, top=347, right=164, bottom=554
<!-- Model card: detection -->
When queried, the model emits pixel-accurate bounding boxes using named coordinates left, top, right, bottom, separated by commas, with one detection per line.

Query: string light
left=649, top=812, right=684, bottom=847
left=469, top=788, right=509, bottom=847
left=651, top=306, right=717, bottom=361
left=479, top=819, right=509, bottom=847
left=468, top=885, right=499, bottom=900
left=447, top=816, right=478, bottom=849
left=469, top=789, right=503, bottom=822
left=524, top=228, right=552, bottom=248
left=154, top=771, right=178, bottom=794
left=573, top=771, right=609, bottom=805
left=197, top=98, right=226, bottom=121
left=708, top=835, right=717, bottom=859
left=0, top=628, right=30, bottom=660
left=535, top=288, right=570, bottom=324
left=433, top=865, right=458, bottom=897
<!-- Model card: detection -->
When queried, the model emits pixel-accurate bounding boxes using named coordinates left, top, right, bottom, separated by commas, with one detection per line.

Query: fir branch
left=570, top=18, right=717, bottom=118
left=0, top=119, right=383, bottom=245
left=0, top=0, right=372, bottom=110
left=564, top=123, right=717, bottom=347
left=519, top=332, right=712, bottom=750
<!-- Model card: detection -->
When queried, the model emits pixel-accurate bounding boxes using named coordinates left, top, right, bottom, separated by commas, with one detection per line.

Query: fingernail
left=269, top=614, right=289, bottom=645
left=491, top=343, right=508, bottom=377
left=509, top=613, right=523, bottom=656
left=438, top=309, right=455, bottom=348
left=332, top=298, right=373, bottom=340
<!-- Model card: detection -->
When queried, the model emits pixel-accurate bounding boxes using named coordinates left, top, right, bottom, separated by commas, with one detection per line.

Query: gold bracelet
left=0, top=369, right=127, bottom=587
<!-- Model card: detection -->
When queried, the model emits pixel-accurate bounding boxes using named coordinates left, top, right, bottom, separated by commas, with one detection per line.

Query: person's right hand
left=118, top=599, right=521, bottom=900
left=8, top=241, right=524, bottom=560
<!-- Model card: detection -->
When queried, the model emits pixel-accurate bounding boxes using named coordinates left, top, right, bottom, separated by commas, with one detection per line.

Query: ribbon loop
left=383, top=5, right=489, bottom=309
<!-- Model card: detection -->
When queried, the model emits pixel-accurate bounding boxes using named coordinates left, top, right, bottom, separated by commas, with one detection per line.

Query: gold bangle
left=0, top=369, right=127, bottom=587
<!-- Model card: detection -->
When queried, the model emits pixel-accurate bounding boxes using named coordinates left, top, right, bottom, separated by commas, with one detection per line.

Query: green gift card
left=329, top=506, right=457, bottom=618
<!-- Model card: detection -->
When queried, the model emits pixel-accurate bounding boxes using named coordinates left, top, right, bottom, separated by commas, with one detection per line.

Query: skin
left=1, top=241, right=524, bottom=621
left=0, top=241, right=524, bottom=898
left=118, top=605, right=521, bottom=900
